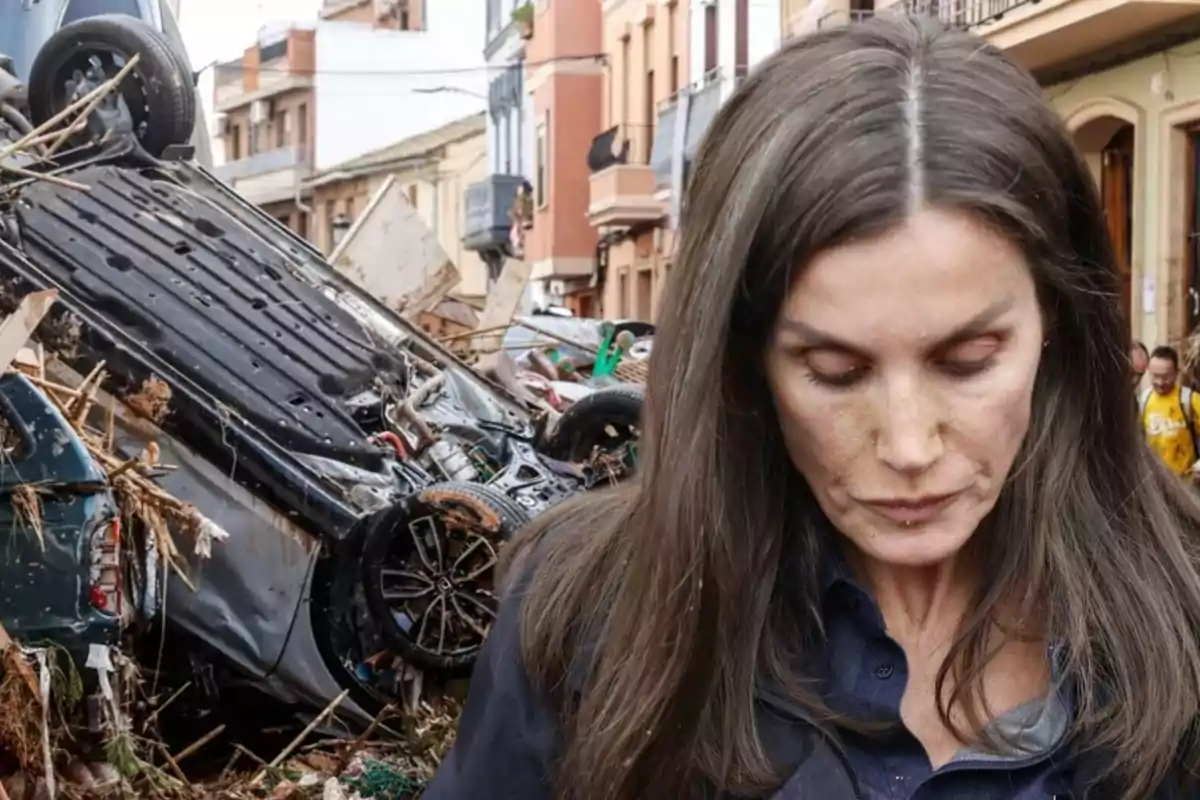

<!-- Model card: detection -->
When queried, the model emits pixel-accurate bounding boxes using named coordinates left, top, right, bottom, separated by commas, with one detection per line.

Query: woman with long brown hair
left=425, top=15, right=1200, bottom=800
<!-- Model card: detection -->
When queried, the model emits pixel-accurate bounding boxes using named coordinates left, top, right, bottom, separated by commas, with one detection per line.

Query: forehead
left=780, top=209, right=1035, bottom=344
left=1149, top=357, right=1176, bottom=373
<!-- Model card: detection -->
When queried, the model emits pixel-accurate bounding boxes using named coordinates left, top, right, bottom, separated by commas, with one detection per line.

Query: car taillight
left=89, top=517, right=121, bottom=616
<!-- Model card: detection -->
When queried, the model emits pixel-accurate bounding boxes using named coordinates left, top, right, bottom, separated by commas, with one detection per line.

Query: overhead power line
left=197, top=52, right=608, bottom=77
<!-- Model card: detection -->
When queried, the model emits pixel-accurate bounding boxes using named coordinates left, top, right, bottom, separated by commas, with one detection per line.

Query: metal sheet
left=99, top=396, right=318, bottom=679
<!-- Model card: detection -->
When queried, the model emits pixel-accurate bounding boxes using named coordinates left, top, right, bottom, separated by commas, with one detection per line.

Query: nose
left=875, top=378, right=943, bottom=476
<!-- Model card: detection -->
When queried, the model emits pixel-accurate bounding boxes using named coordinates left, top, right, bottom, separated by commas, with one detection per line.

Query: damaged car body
left=0, top=14, right=642, bottom=725
left=0, top=372, right=121, bottom=668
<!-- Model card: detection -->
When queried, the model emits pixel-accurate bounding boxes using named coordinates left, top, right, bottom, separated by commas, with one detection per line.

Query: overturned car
left=0, top=14, right=642, bottom=724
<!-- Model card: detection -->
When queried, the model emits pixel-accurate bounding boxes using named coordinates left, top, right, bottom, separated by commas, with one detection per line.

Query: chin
left=842, top=516, right=977, bottom=568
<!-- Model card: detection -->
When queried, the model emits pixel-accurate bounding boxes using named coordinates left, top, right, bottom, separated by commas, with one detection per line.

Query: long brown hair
left=512, top=15, right=1200, bottom=799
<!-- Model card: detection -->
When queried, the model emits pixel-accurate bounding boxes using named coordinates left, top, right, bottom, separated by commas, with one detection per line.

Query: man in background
left=1139, top=345, right=1200, bottom=478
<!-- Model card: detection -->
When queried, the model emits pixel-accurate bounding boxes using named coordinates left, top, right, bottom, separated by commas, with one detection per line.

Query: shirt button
left=874, top=664, right=894, bottom=679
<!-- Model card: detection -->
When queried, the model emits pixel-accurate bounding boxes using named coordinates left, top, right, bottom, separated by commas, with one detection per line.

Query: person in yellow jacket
left=1139, top=345, right=1200, bottom=477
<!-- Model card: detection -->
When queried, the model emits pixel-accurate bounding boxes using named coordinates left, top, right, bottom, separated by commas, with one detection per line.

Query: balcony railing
left=463, top=174, right=528, bottom=254
left=904, top=0, right=1031, bottom=29
left=215, top=145, right=307, bottom=182
left=650, top=69, right=726, bottom=192
left=588, top=124, right=664, bottom=226
left=817, top=7, right=875, bottom=27
left=588, top=124, right=657, bottom=174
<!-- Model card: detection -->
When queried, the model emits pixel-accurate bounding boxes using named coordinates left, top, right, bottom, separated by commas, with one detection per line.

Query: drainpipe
left=294, top=172, right=313, bottom=239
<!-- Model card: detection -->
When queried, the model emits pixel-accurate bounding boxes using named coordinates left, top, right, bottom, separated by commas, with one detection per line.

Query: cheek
left=947, top=363, right=1038, bottom=470
left=768, top=369, right=872, bottom=486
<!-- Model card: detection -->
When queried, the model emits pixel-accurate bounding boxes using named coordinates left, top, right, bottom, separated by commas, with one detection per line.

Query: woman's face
left=764, top=208, right=1044, bottom=568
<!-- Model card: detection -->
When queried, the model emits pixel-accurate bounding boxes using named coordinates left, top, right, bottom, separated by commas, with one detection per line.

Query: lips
left=860, top=492, right=960, bottom=526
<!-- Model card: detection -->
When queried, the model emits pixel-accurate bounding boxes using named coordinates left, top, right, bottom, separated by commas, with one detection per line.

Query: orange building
left=779, top=1, right=1200, bottom=356
left=462, top=0, right=604, bottom=316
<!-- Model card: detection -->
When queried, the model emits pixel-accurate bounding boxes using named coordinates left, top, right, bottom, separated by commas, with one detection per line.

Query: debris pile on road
left=0, top=19, right=650, bottom=792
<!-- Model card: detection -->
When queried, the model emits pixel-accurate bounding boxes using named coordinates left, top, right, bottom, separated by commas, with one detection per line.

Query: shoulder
left=1186, top=386, right=1200, bottom=413
left=421, top=489, right=634, bottom=799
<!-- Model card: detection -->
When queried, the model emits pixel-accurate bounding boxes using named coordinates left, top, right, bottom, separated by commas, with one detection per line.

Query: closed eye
left=936, top=336, right=1003, bottom=377
left=803, top=349, right=869, bottom=388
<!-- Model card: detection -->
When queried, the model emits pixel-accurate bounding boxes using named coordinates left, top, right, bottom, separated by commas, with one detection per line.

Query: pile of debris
left=0, top=300, right=460, bottom=799
left=0, top=21, right=649, bottom=795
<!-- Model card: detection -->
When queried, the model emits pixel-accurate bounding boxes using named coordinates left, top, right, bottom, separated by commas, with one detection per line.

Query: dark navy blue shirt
left=811, top=561, right=1074, bottom=800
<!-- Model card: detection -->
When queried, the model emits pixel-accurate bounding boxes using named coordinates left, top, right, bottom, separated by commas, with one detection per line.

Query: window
left=345, top=196, right=357, bottom=224
left=400, top=9, right=410, bottom=28
left=668, top=3, right=678, bottom=95
left=296, top=210, right=309, bottom=242
left=643, top=22, right=655, bottom=162
left=644, top=68, right=655, bottom=161
left=324, top=201, right=337, bottom=252
left=637, top=269, right=653, bottom=321
left=297, top=103, right=309, bottom=146
left=621, top=36, right=631, bottom=129
left=704, top=4, right=718, bottom=74
left=275, top=110, right=288, bottom=148
left=229, top=124, right=241, bottom=160
left=735, top=0, right=748, bottom=75
left=535, top=117, right=548, bottom=208
left=617, top=270, right=629, bottom=317
left=408, top=184, right=419, bottom=208
left=500, top=111, right=512, bottom=173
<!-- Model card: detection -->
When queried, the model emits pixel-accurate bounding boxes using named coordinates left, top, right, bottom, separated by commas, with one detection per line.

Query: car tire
left=28, top=14, right=195, bottom=157
left=361, top=481, right=531, bottom=678
left=541, top=383, right=644, bottom=464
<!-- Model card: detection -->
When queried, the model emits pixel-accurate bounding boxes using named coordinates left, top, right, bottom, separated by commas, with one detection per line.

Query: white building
left=212, top=0, right=488, bottom=210
left=311, top=0, right=489, bottom=169
left=482, top=0, right=535, bottom=178
left=687, top=0, right=782, bottom=98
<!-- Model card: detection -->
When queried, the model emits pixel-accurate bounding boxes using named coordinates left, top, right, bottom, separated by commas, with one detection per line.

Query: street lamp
left=412, top=86, right=487, bottom=100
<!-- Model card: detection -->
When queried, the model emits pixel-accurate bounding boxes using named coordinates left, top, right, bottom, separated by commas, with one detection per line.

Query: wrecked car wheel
left=28, top=14, right=195, bottom=158
left=361, top=481, right=530, bottom=678
left=542, top=384, right=643, bottom=480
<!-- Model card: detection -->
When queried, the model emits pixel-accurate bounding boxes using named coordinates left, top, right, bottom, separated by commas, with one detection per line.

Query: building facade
left=212, top=0, right=486, bottom=244
left=588, top=0, right=779, bottom=322
left=781, top=0, right=1200, bottom=349
left=305, top=114, right=493, bottom=302
left=462, top=0, right=604, bottom=315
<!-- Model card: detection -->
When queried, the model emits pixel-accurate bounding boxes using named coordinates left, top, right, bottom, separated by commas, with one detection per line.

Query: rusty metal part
left=397, top=372, right=445, bottom=449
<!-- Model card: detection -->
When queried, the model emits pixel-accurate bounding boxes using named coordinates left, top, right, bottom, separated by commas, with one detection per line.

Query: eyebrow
left=777, top=294, right=1017, bottom=355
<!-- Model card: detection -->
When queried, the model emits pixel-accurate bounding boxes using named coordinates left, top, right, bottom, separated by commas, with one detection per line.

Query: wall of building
left=523, top=0, right=604, bottom=281
left=310, top=130, right=491, bottom=300
left=1047, top=39, right=1200, bottom=349
left=220, top=88, right=314, bottom=164
left=595, top=0, right=690, bottom=322
left=689, top=0, right=776, bottom=89
left=312, top=0, right=487, bottom=169
left=435, top=131, right=492, bottom=299
left=602, top=231, right=674, bottom=320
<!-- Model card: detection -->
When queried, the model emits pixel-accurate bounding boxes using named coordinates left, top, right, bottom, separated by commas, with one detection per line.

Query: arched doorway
left=1074, top=116, right=1135, bottom=328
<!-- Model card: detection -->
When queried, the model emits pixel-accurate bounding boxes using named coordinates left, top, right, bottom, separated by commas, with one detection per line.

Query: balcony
left=905, top=0, right=1200, bottom=75
left=215, top=73, right=313, bottom=113
left=587, top=125, right=665, bottom=227
left=463, top=174, right=528, bottom=253
left=650, top=73, right=726, bottom=196
left=215, top=145, right=312, bottom=206
left=783, top=0, right=873, bottom=38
